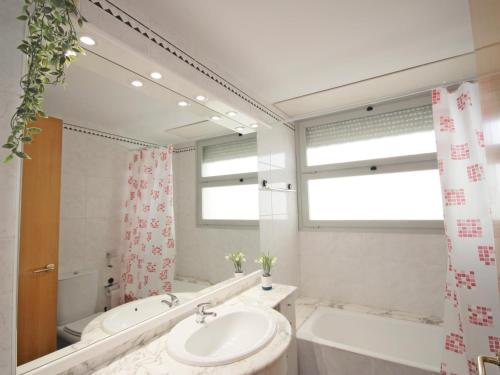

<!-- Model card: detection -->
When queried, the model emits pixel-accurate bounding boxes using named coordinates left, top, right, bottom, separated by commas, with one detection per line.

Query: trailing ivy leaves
left=2, top=0, right=86, bottom=162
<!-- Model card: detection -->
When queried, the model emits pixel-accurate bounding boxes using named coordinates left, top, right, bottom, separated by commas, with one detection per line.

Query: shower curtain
left=120, top=146, right=176, bottom=302
left=433, top=83, right=500, bottom=374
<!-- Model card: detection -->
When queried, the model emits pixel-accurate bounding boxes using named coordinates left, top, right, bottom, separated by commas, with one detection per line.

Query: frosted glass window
left=202, top=137, right=257, bottom=177
left=306, top=105, right=436, bottom=166
left=202, top=184, right=259, bottom=220
left=308, top=170, right=443, bottom=221
left=202, top=155, right=258, bottom=177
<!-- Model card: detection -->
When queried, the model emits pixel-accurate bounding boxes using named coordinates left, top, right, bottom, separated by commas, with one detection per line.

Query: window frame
left=197, top=133, right=259, bottom=227
left=296, top=95, right=444, bottom=231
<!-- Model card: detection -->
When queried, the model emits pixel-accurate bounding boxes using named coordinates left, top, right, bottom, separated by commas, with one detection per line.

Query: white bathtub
left=297, top=306, right=443, bottom=375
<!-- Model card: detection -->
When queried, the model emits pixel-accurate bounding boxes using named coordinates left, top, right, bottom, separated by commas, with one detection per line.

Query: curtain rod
left=288, top=77, right=479, bottom=124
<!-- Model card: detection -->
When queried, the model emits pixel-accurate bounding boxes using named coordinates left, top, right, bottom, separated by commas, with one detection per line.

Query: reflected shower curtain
left=120, top=146, right=176, bottom=302
left=433, top=83, right=500, bottom=374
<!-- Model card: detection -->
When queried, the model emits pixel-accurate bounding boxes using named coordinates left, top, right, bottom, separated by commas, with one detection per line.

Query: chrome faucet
left=161, top=293, right=180, bottom=308
left=195, top=302, right=217, bottom=324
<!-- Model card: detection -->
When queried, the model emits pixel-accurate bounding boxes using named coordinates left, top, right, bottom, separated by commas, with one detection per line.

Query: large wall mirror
left=16, top=29, right=261, bottom=372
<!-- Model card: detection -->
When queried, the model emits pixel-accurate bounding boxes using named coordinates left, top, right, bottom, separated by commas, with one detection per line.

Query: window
left=297, top=96, right=444, bottom=229
left=197, top=134, right=258, bottom=225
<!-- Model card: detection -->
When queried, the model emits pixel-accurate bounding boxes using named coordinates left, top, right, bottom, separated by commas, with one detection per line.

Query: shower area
left=56, top=126, right=195, bottom=312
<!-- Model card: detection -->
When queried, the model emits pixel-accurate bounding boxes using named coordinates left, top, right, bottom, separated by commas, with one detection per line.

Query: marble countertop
left=222, top=283, right=296, bottom=309
left=92, top=284, right=296, bottom=375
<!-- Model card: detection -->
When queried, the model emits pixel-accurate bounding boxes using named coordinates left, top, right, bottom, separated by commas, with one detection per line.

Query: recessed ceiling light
left=131, top=80, right=143, bottom=87
left=250, top=123, right=259, bottom=129
left=235, top=126, right=244, bottom=132
left=79, top=36, right=95, bottom=46
left=65, top=50, right=77, bottom=57
left=178, top=101, right=189, bottom=107
left=196, top=95, right=207, bottom=101
left=226, top=111, right=237, bottom=117
left=210, top=116, right=221, bottom=121
left=150, top=72, right=162, bottom=80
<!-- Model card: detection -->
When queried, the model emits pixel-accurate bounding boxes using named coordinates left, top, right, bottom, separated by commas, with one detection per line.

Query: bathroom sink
left=166, top=306, right=277, bottom=366
left=100, top=293, right=191, bottom=334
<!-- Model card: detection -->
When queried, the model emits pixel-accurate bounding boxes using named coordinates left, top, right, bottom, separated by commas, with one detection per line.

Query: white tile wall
left=0, top=0, right=24, bottom=373
left=257, top=124, right=300, bottom=286
left=257, top=122, right=446, bottom=318
left=59, top=130, right=129, bottom=311
left=299, top=231, right=447, bottom=318
left=173, top=148, right=260, bottom=284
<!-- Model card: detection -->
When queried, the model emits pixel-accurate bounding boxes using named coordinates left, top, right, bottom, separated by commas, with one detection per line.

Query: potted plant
left=225, top=250, right=246, bottom=277
left=3, top=0, right=86, bottom=162
left=255, top=252, right=277, bottom=290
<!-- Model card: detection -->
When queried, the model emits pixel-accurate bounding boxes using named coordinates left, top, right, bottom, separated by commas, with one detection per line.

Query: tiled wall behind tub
left=299, top=230, right=447, bottom=319
left=0, top=0, right=24, bottom=372
left=257, top=124, right=300, bottom=286
left=173, top=145, right=260, bottom=284
left=59, top=129, right=128, bottom=311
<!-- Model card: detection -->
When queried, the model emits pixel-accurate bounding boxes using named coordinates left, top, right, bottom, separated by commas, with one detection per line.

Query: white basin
left=100, top=293, right=191, bottom=334
left=166, top=306, right=277, bottom=366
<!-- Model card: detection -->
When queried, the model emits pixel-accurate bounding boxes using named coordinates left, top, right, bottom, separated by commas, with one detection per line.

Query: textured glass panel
left=306, top=105, right=435, bottom=166
left=203, top=137, right=256, bottom=162
left=202, top=136, right=257, bottom=177
left=202, top=155, right=258, bottom=177
left=202, top=184, right=259, bottom=220
left=308, top=170, right=443, bottom=221
left=306, top=105, right=433, bottom=146
left=307, top=131, right=436, bottom=166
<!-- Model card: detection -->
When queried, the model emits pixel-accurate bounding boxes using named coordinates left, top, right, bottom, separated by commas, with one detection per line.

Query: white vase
left=261, top=275, right=272, bottom=290
left=234, top=272, right=244, bottom=278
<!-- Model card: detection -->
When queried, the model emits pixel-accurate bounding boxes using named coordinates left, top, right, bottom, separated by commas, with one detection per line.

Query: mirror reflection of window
left=198, top=135, right=259, bottom=224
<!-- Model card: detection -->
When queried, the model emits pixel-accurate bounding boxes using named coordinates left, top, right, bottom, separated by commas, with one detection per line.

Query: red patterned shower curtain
left=120, top=146, right=176, bottom=302
left=433, top=83, right=500, bottom=374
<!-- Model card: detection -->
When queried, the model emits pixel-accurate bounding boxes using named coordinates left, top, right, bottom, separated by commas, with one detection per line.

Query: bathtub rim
left=297, top=306, right=441, bottom=374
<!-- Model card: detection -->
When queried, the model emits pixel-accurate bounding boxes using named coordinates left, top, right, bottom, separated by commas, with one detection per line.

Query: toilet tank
left=57, top=269, right=99, bottom=325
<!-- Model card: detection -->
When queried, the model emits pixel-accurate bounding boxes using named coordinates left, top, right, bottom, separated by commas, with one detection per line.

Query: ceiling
left=114, top=0, right=474, bottom=116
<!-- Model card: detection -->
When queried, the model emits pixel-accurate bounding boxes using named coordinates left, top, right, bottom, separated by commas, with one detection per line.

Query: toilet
left=57, top=269, right=103, bottom=344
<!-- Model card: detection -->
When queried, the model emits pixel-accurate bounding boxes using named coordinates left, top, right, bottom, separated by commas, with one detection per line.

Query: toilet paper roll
left=107, top=287, right=120, bottom=309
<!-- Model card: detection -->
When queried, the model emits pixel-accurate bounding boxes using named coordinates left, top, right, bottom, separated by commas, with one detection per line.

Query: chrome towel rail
left=261, top=179, right=296, bottom=192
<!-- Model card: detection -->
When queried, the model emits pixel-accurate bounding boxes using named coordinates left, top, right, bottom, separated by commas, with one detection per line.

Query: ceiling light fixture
left=65, top=50, right=77, bottom=57
left=210, top=116, right=221, bottom=121
left=250, top=123, right=259, bottom=129
left=131, top=80, right=143, bottom=87
left=196, top=95, right=207, bottom=101
left=79, top=36, right=96, bottom=46
left=226, top=111, right=237, bottom=117
left=178, top=101, right=189, bottom=107
left=235, top=126, right=244, bottom=132
left=150, top=72, right=162, bottom=80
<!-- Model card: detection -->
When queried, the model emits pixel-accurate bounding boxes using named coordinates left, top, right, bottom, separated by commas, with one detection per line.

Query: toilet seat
left=57, top=312, right=102, bottom=344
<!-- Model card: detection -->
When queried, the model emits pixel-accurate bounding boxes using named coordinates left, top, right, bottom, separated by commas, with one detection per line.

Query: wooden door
left=17, top=117, right=62, bottom=365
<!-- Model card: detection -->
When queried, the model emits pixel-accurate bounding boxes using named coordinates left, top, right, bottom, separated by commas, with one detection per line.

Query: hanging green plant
left=2, top=0, right=86, bottom=162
